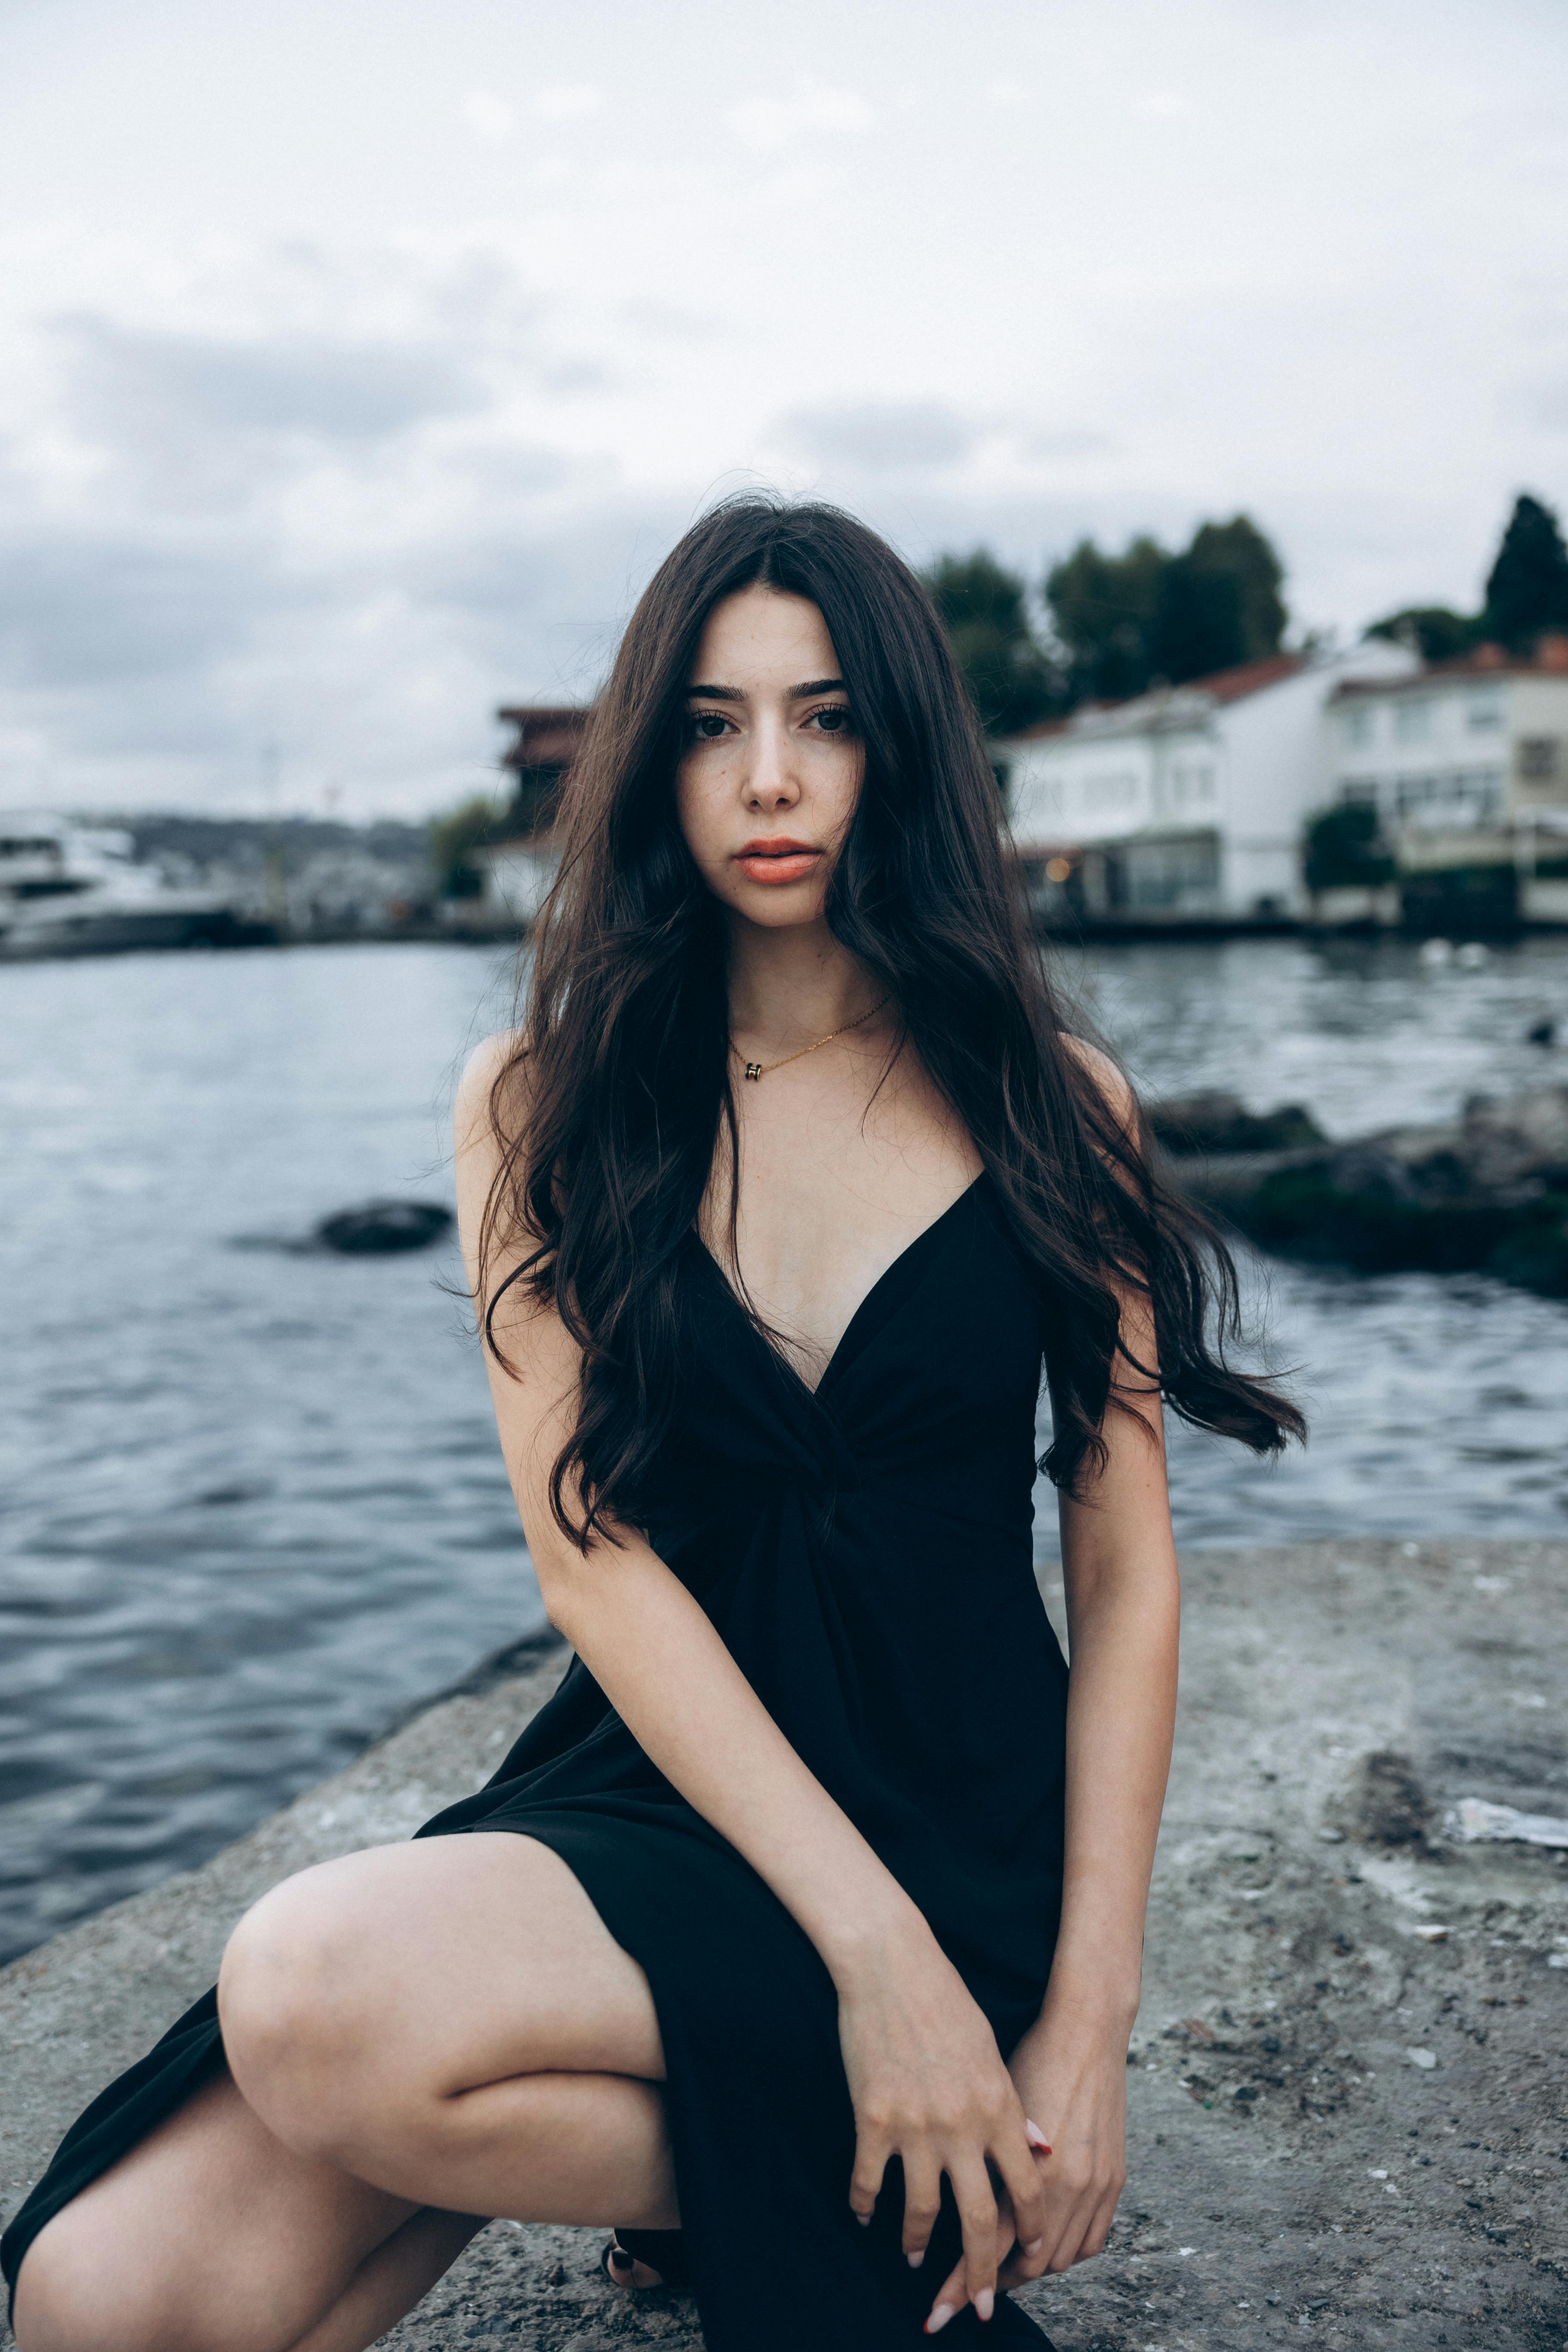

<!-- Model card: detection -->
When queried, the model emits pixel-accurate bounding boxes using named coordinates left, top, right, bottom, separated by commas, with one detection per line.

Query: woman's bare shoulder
left=454, top=1029, right=528, bottom=1159
left=1061, top=1035, right=1137, bottom=1133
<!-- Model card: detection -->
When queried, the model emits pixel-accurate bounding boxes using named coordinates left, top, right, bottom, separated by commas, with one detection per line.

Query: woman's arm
left=454, top=1038, right=1047, bottom=2321
left=928, top=1046, right=1180, bottom=2315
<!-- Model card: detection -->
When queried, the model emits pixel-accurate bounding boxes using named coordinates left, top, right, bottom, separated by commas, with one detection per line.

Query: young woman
left=5, top=498, right=1299, bottom=2352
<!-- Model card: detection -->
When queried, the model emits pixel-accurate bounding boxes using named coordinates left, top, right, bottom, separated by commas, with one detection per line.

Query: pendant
left=744, top=1062, right=763, bottom=1082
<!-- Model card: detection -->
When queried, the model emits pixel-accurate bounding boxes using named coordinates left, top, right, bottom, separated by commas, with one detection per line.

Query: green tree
left=1044, top=514, right=1287, bottom=704
left=1152, top=515, right=1287, bottom=682
left=1043, top=533, right=1166, bottom=703
left=1364, top=606, right=1480, bottom=665
left=429, top=796, right=504, bottom=899
left=1303, top=802, right=1394, bottom=893
left=1484, top=492, right=1568, bottom=649
left=922, top=551, right=1060, bottom=735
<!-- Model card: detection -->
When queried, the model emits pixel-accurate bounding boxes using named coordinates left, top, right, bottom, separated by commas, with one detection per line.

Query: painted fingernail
left=925, top=2304, right=956, bottom=2335
left=1025, top=2119, right=1051, bottom=2153
left=609, top=2247, right=634, bottom=2271
left=1023, top=2237, right=1044, bottom=2256
left=906, top=2249, right=924, bottom=2269
left=976, top=2288, right=995, bottom=2321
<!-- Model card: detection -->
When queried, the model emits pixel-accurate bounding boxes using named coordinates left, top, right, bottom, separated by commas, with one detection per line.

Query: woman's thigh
left=12, top=2064, right=438, bottom=2352
left=15, top=1834, right=668, bottom=2352
left=218, top=1830, right=666, bottom=2144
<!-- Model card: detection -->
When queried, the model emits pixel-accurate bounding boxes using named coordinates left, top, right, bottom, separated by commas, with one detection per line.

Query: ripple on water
left=2, top=936, right=1567, bottom=1962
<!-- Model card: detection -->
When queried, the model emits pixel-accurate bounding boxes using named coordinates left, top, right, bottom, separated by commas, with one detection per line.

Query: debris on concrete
left=3, top=1539, right=1565, bottom=2351
left=1448, top=1797, right=1568, bottom=1849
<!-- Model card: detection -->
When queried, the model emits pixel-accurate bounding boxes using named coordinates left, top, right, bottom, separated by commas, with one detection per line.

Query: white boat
left=0, top=814, right=249, bottom=958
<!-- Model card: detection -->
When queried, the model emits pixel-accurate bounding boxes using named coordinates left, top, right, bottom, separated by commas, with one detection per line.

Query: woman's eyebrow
left=683, top=677, right=846, bottom=701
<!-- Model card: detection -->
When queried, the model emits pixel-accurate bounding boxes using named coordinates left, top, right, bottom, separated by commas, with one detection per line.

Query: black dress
left=3, top=1176, right=1070, bottom=2349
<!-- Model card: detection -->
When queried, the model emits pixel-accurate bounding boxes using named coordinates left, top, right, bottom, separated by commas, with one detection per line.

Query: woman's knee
left=217, top=1859, right=394, bottom=2160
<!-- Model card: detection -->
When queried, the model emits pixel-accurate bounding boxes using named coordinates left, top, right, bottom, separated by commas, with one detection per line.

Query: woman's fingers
left=847, top=2132, right=889, bottom=2228
left=950, top=2154, right=1002, bottom=2321
left=991, top=2122, right=1048, bottom=2264
left=900, top=2152, right=943, bottom=2269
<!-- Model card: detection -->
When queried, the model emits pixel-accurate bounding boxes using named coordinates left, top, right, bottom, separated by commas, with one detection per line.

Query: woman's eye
left=809, top=706, right=854, bottom=735
left=689, top=712, right=732, bottom=741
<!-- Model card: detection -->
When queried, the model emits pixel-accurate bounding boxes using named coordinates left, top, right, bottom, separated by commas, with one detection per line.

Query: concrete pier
left=4, top=1541, right=1565, bottom=2349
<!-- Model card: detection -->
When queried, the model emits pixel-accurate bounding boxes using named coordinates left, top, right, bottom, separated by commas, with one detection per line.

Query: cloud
left=1134, top=90, right=1188, bottom=119
left=777, top=400, right=977, bottom=472
left=533, top=83, right=604, bottom=123
left=726, top=85, right=875, bottom=153
left=463, top=91, right=517, bottom=143
left=1023, top=427, right=1116, bottom=460
left=60, top=316, right=488, bottom=450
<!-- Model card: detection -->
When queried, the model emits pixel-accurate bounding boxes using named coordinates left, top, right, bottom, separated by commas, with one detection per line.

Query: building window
left=1393, top=701, right=1432, bottom=744
left=1079, top=770, right=1139, bottom=813
left=1121, top=834, right=1221, bottom=911
left=1338, top=705, right=1374, bottom=748
left=1517, top=737, right=1562, bottom=782
left=1466, top=691, right=1504, bottom=732
left=1393, top=771, right=1500, bottom=830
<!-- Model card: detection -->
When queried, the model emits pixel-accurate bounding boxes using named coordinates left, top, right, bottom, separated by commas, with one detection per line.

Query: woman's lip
left=733, top=844, right=822, bottom=885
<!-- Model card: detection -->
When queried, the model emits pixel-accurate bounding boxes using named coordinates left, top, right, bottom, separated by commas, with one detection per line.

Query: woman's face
left=675, top=585, right=864, bottom=930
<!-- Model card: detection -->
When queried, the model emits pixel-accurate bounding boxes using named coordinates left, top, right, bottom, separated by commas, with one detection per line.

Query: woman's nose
left=744, top=721, right=800, bottom=810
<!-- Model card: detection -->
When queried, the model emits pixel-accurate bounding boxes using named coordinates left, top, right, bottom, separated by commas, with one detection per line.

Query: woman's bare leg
left=13, top=1835, right=677, bottom=2352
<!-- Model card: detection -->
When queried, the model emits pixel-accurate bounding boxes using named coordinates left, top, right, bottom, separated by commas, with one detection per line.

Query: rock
left=1526, top=1017, right=1556, bottom=1047
left=1174, top=1084, right=1568, bottom=1299
left=1147, top=1090, right=1326, bottom=1155
left=1354, top=1749, right=1435, bottom=1849
left=314, top=1200, right=454, bottom=1255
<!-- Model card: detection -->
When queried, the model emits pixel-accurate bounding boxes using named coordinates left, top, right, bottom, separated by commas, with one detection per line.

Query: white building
left=995, top=641, right=1417, bottom=922
left=1324, top=640, right=1568, bottom=922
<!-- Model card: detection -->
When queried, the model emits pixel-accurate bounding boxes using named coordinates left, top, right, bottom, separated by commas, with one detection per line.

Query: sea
left=2, top=932, right=1567, bottom=1965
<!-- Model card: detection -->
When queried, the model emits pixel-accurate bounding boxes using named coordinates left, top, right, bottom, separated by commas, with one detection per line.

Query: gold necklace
left=735, top=995, right=891, bottom=1083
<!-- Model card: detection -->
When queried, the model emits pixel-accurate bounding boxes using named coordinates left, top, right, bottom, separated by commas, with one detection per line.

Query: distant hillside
left=112, top=813, right=433, bottom=881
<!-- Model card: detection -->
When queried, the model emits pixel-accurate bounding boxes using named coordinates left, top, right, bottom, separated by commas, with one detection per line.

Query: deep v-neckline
left=692, top=1173, right=986, bottom=1400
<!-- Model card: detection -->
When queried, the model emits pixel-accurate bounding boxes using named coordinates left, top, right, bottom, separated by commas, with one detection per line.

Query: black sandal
left=600, top=2226, right=692, bottom=2292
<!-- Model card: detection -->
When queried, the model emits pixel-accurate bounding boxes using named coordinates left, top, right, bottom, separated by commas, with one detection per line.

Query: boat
left=0, top=815, right=261, bottom=958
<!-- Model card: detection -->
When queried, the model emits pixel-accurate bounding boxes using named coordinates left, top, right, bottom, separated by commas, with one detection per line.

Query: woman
left=5, top=497, right=1300, bottom=2352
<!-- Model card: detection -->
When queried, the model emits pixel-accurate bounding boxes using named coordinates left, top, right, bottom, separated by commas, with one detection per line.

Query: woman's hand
left=920, top=2007, right=1129, bottom=2329
left=835, top=1920, right=1049, bottom=2327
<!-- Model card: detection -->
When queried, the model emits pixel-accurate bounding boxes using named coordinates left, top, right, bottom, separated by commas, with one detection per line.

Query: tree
left=921, top=551, right=1061, bottom=735
left=429, top=796, right=505, bottom=899
left=1044, top=514, right=1288, bottom=704
left=1303, top=802, right=1394, bottom=894
left=1042, top=534, right=1166, bottom=704
left=1484, top=493, right=1568, bottom=649
left=1151, top=516, right=1287, bottom=683
left=1364, top=606, right=1479, bottom=665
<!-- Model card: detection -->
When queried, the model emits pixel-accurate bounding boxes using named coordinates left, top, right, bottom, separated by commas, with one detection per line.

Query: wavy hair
left=478, top=495, right=1303, bottom=1543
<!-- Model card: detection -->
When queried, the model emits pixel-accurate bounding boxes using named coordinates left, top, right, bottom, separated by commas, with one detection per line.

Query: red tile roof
left=1000, top=652, right=1306, bottom=742
left=1332, top=636, right=1568, bottom=697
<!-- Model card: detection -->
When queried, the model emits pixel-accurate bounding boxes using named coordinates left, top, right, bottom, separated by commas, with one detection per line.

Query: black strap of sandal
left=604, top=2226, right=692, bottom=2291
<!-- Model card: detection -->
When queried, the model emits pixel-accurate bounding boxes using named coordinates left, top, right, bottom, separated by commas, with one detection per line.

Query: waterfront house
left=464, top=705, right=591, bottom=927
left=1324, top=638, right=1568, bottom=926
left=993, top=641, right=1417, bottom=925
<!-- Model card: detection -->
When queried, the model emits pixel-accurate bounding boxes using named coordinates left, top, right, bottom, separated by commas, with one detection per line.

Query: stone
left=1169, top=1085, right=1568, bottom=1299
left=314, top=1200, right=454, bottom=1255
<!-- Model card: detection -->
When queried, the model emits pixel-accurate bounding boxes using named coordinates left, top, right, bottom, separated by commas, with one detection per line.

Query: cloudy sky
left=1, top=0, right=1565, bottom=819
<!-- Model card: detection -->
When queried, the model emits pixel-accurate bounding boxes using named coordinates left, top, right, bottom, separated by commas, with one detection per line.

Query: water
left=2, top=934, right=1567, bottom=1965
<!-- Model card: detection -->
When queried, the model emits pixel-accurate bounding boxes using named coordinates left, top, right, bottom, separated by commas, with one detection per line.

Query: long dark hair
left=480, top=494, right=1303, bottom=1544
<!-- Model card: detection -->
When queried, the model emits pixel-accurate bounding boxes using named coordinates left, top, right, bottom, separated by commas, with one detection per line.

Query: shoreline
left=3, top=1540, right=1565, bottom=2350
